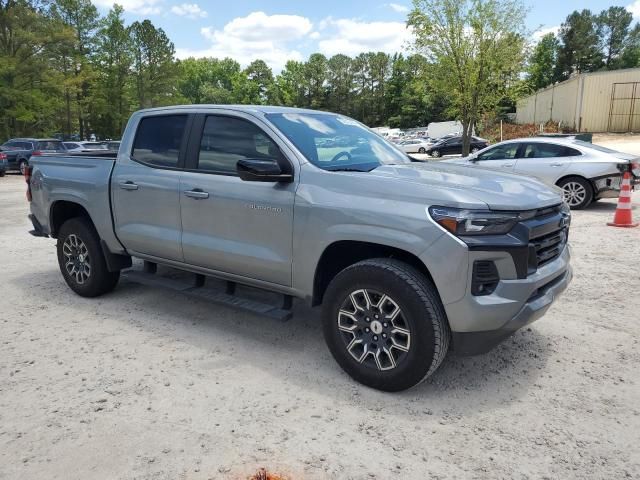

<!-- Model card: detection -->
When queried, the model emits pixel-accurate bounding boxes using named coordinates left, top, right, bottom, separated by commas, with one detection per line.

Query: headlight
left=428, top=206, right=521, bottom=236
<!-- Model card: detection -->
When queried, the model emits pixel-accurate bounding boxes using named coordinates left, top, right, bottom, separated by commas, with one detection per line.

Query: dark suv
left=0, top=138, right=66, bottom=174
left=426, top=136, right=489, bottom=158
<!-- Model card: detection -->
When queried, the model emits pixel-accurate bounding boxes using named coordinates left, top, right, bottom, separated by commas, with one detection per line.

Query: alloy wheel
left=62, top=234, right=91, bottom=284
left=563, top=181, right=587, bottom=207
left=337, top=289, right=411, bottom=371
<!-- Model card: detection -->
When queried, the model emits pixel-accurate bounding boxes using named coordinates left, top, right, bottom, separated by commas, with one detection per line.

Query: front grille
left=530, top=227, right=567, bottom=270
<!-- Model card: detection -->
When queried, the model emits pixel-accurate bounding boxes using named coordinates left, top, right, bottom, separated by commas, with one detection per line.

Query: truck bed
left=28, top=153, right=124, bottom=255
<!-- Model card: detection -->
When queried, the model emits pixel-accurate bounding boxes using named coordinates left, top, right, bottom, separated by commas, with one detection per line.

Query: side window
left=197, top=115, right=281, bottom=175
left=132, top=115, right=187, bottom=168
left=563, top=146, right=581, bottom=156
left=522, top=143, right=570, bottom=159
left=477, top=144, right=519, bottom=161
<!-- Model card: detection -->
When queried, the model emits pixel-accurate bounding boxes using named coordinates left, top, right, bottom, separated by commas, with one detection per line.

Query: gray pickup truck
left=27, top=106, right=572, bottom=391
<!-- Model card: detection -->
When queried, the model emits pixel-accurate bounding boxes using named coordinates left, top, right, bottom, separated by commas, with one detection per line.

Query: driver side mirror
left=237, top=158, right=293, bottom=183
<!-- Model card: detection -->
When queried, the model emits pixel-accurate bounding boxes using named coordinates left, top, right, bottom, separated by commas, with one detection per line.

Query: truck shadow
left=11, top=266, right=554, bottom=415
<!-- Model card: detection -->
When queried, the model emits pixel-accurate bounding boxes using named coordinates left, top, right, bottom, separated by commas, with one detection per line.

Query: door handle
left=184, top=189, right=209, bottom=199
left=119, top=181, right=139, bottom=190
left=502, top=164, right=514, bottom=167
left=550, top=163, right=564, bottom=167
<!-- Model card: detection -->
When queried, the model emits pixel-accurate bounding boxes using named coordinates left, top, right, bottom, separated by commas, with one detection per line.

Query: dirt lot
left=1, top=173, right=639, bottom=480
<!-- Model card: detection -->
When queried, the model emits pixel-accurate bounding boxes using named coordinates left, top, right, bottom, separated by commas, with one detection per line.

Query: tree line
left=526, top=6, right=640, bottom=91
left=2, top=1, right=640, bottom=143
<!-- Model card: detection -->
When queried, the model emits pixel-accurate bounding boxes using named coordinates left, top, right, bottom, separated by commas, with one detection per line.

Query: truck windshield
left=266, top=112, right=410, bottom=172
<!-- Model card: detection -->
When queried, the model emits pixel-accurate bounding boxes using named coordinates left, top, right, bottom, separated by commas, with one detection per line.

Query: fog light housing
left=471, top=260, right=500, bottom=296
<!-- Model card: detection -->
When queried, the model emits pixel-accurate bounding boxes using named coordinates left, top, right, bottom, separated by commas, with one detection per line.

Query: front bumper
left=451, top=260, right=572, bottom=355
left=442, top=241, right=572, bottom=355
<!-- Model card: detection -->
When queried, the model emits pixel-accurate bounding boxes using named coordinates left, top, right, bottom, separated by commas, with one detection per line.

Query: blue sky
left=94, top=1, right=640, bottom=71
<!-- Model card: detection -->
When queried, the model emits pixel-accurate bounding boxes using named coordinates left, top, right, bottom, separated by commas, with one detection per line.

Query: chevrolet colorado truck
left=27, top=106, right=573, bottom=391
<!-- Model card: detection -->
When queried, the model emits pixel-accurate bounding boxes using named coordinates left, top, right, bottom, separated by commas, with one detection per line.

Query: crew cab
left=26, top=106, right=572, bottom=391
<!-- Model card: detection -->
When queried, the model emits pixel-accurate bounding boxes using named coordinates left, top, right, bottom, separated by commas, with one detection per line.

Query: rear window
left=132, top=115, right=187, bottom=168
left=36, top=141, right=63, bottom=150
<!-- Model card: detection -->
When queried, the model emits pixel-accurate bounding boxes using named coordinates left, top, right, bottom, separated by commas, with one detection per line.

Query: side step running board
left=121, top=268, right=293, bottom=322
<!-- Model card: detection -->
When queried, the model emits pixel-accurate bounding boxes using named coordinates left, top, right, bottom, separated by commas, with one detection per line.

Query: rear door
left=514, top=142, right=576, bottom=184
left=179, top=112, right=296, bottom=286
left=472, top=143, right=520, bottom=172
left=111, top=114, right=191, bottom=261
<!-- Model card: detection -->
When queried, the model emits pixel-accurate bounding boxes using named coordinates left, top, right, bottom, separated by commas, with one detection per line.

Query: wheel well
left=555, top=174, right=594, bottom=191
left=312, top=241, right=436, bottom=306
left=50, top=201, right=92, bottom=238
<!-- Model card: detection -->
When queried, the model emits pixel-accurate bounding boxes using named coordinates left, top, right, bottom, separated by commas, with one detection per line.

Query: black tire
left=57, top=217, right=120, bottom=297
left=418, top=147, right=426, bottom=154
left=557, top=176, right=593, bottom=210
left=431, top=149, right=441, bottom=158
left=18, top=160, right=28, bottom=175
left=322, top=258, right=450, bottom=392
left=0, top=170, right=5, bottom=177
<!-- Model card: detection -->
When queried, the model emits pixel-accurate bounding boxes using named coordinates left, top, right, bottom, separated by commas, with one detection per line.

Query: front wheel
left=557, top=176, right=593, bottom=209
left=418, top=147, right=426, bottom=154
left=57, top=217, right=120, bottom=297
left=322, top=258, right=450, bottom=391
left=19, top=160, right=28, bottom=175
left=430, top=150, right=441, bottom=158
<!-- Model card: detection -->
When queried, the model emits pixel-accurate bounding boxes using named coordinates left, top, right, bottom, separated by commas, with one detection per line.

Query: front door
left=470, top=142, right=520, bottom=172
left=179, top=113, right=296, bottom=286
left=111, top=114, right=190, bottom=262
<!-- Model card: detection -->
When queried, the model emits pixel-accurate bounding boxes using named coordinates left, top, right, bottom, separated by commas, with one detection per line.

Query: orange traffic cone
left=607, top=171, right=638, bottom=228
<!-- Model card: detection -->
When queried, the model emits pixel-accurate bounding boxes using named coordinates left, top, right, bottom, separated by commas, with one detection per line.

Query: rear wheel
left=418, top=147, right=426, bottom=154
left=57, top=217, right=120, bottom=297
left=322, top=258, right=450, bottom=392
left=19, top=160, right=28, bottom=175
left=431, top=149, right=441, bottom=158
left=557, top=176, right=593, bottom=209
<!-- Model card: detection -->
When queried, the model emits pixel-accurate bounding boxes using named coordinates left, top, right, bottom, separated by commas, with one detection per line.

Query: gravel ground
left=1, top=173, right=639, bottom=480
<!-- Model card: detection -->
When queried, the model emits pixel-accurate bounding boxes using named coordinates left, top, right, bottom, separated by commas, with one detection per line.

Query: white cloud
left=387, top=3, right=409, bottom=13
left=175, top=11, right=312, bottom=72
left=532, top=25, right=560, bottom=43
left=93, top=0, right=162, bottom=15
left=309, top=31, right=321, bottom=40
left=171, top=3, right=207, bottom=19
left=628, top=1, right=640, bottom=19
left=317, top=18, right=414, bottom=57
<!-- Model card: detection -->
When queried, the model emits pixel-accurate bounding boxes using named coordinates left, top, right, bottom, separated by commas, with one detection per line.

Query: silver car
left=398, top=138, right=434, bottom=154
left=445, top=137, right=639, bottom=209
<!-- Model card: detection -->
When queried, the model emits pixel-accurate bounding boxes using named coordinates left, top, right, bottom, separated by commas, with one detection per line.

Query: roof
left=9, top=138, right=61, bottom=142
left=134, top=104, right=330, bottom=116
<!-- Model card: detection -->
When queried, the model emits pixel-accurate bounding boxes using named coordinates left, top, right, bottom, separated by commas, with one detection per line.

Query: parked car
left=63, top=141, right=108, bottom=152
left=426, top=136, right=489, bottom=158
left=1, top=138, right=66, bottom=174
left=398, top=138, right=434, bottom=154
left=106, top=141, right=121, bottom=151
left=444, top=138, right=640, bottom=209
left=0, top=149, right=7, bottom=176
left=27, top=105, right=572, bottom=391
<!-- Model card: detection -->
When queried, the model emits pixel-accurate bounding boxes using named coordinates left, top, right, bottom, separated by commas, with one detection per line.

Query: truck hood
left=369, top=161, right=563, bottom=211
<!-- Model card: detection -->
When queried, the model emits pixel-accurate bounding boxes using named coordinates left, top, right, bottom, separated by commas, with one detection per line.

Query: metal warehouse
left=515, top=68, right=640, bottom=133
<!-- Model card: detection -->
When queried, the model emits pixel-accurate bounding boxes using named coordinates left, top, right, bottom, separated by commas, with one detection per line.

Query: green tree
left=178, top=57, right=241, bottom=104
left=409, top=0, right=527, bottom=155
left=326, top=54, right=354, bottom=116
left=276, top=60, right=307, bottom=107
left=91, top=4, right=132, bottom=138
left=0, top=0, right=70, bottom=139
left=49, top=0, right=100, bottom=138
left=240, top=59, right=276, bottom=104
left=304, top=53, right=328, bottom=109
left=526, top=32, right=559, bottom=91
left=598, top=6, right=633, bottom=70
left=130, top=19, right=179, bottom=109
left=555, top=10, right=603, bottom=80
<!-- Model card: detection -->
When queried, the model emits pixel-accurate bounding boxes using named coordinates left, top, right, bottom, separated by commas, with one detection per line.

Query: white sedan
left=397, top=138, right=434, bottom=154
left=444, top=137, right=639, bottom=209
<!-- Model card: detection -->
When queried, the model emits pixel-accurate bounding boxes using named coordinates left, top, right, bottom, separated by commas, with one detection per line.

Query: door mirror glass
left=237, top=158, right=293, bottom=183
